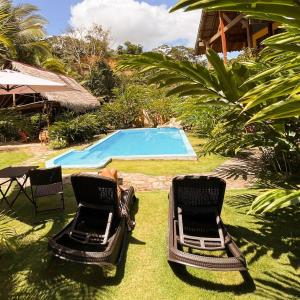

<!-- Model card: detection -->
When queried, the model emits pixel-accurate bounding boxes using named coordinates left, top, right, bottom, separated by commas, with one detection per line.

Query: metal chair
left=29, top=166, right=64, bottom=213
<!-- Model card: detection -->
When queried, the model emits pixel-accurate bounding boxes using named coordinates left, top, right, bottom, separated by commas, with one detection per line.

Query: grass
left=49, top=135, right=227, bottom=176
left=0, top=150, right=31, bottom=169
left=0, top=187, right=299, bottom=299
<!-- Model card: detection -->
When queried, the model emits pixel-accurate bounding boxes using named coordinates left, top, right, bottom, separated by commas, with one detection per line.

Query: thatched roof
left=195, top=11, right=249, bottom=55
left=4, top=60, right=99, bottom=112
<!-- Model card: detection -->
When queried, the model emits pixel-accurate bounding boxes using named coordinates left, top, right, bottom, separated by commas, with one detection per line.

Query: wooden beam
left=0, top=101, right=45, bottom=111
left=207, top=13, right=244, bottom=46
left=219, top=12, right=228, bottom=64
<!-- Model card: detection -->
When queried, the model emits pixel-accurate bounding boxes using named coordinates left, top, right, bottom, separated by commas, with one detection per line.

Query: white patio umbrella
left=0, top=69, right=74, bottom=96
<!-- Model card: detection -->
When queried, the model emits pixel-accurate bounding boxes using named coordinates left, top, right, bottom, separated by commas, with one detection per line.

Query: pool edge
left=46, top=128, right=197, bottom=169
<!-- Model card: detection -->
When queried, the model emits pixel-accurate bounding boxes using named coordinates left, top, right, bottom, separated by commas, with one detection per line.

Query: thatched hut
left=0, top=60, right=99, bottom=113
left=195, top=11, right=280, bottom=62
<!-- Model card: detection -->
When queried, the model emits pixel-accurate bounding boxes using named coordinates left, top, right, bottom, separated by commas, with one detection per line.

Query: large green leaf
left=247, top=96, right=300, bottom=123
left=249, top=189, right=300, bottom=214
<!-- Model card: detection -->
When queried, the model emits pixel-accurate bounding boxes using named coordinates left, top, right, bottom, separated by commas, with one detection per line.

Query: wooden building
left=0, top=60, right=99, bottom=113
left=195, top=11, right=280, bottom=63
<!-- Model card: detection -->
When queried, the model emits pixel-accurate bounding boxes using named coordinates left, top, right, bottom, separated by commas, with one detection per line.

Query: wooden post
left=246, top=19, right=253, bottom=48
left=12, top=94, right=16, bottom=107
left=219, top=12, right=228, bottom=64
left=268, top=22, right=273, bottom=37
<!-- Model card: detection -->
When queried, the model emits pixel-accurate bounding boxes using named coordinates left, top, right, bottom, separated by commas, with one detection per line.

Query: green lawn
left=0, top=187, right=299, bottom=299
left=49, top=135, right=227, bottom=176
left=0, top=150, right=31, bottom=169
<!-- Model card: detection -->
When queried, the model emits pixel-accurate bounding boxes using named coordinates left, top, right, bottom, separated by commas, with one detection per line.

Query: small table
left=0, top=166, right=38, bottom=208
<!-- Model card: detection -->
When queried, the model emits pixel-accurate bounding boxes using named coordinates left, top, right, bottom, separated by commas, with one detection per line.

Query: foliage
left=0, top=111, right=49, bottom=142
left=119, top=50, right=259, bottom=156
left=175, top=97, right=227, bottom=136
left=0, top=0, right=48, bottom=64
left=101, top=84, right=145, bottom=128
left=171, top=0, right=300, bottom=122
left=85, top=60, right=119, bottom=100
left=152, top=44, right=205, bottom=64
left=49, top=112, right=108, bottom=148
left=117, top=41, right=143, bottom=55
left=119, top=0, right=300, bottom=212
left=101, top=84, right=177, bottom=129
left=0, top=0, right=68, bottom=72
left=41, top=58, right=67, bottom=74
left=48, top=24, right=111, bottom=78
left=0, top=210, right=17, bottom=254
left=170, top=0, right=300, bottom=212
left=0, top=111, right=25, bottom=142
left=249, top=189, right=300, bottom=214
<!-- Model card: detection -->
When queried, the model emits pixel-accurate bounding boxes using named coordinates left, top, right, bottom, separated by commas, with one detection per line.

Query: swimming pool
left=46, top=128, right=197, bottom=168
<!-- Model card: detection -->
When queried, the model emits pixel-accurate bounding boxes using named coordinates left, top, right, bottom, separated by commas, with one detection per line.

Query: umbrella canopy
left=0, top=69, right=74, bottom=95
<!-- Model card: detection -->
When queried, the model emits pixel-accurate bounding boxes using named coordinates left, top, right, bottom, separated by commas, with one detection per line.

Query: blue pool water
left=46, top=128, right=197, bottom=168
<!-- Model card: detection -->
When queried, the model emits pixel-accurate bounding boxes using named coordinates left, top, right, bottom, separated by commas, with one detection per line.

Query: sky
left=13, top=0, right=201, bottom=50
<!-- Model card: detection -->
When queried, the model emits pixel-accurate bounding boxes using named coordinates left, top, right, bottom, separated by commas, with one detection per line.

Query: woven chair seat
left=34, top=182, right=63, bottom=197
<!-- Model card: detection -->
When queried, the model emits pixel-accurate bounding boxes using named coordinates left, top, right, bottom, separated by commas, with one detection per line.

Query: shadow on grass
left=227, top=207, right=300, bottom=269
left=0, top=192, right=141, bottom=300
left=255, top=270, right=300, bottom=300
left=169, top=262, right=255, bottom=294
left=214, top=152, right=261, bottom=182
left=214, top=151, right=299, bottom=189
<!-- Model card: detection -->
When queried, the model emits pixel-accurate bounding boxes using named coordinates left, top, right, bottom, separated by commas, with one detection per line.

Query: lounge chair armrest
left=102, top=212, right=113, bottom=245
left=177, top=207, right=185, bottom=245
left=216, top=215, right=225, bottom=248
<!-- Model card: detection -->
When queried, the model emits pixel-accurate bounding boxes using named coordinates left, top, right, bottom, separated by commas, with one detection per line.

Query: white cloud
left=70, top=0, right=201, bottom=50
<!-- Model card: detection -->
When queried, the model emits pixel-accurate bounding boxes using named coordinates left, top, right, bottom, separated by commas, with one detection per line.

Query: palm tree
left=0, top=0, right=67, bottom=71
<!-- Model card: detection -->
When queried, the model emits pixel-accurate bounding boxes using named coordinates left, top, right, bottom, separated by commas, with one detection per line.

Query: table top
left=0, top=166, right=38, bottom=179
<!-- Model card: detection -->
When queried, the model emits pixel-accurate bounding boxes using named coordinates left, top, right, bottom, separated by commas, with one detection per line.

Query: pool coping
left=46, top=128, right=197, bottom=169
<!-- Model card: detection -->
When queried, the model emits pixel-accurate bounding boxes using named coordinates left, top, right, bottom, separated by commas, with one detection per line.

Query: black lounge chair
left=168, top=175, right=246, bottom=271
left=48, top=174, right=135, bottom=266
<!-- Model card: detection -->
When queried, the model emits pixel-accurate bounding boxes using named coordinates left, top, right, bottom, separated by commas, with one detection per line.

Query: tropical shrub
left=101, top=85, right=145, bottom=128
left=0, top=120, right=18, bottom=142
left=0, top=111, right=27, bottom=142
left=49, top=112, right=108, bottom=148
left=101, top=84, right=178, bottom=129
left=175, top=99, right=227, bottom=136
left=85, top=60, right=119, bottom=100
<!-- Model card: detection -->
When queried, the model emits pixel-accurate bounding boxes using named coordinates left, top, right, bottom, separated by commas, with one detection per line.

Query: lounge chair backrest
left=172, top=175, right=226, bottom=214
left=71, top=174, right=119, bottom=213
left=29, top=166, right=62, bottom=186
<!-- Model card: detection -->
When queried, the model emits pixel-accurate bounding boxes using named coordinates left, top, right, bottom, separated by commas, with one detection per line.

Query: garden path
left=62, top=151, right=260, bottom=191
